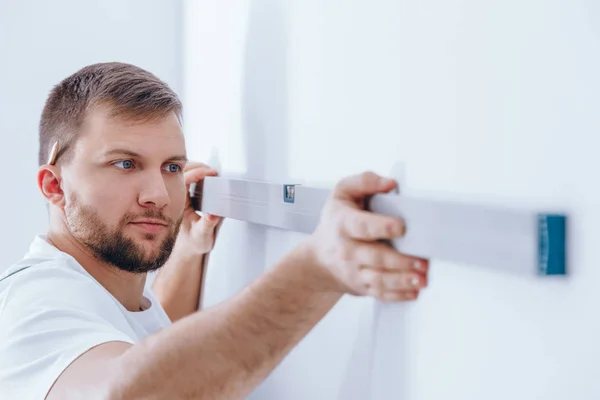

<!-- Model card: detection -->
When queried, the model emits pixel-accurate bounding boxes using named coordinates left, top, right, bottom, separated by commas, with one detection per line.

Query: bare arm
left=49, top=243, right=340, bottom=400
left=47, top=172, right=429, bottom=400
left=120, top=243, right=339, bottom=399
left=151, top=252, right=208, bottom=322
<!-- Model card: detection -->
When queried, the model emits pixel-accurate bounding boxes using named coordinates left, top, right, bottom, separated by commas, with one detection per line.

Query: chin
left=141, top=232, right=162, bottom=241
left=135, top=234, right=167, bottom=250
left=138, top=244, right=172, bottom=266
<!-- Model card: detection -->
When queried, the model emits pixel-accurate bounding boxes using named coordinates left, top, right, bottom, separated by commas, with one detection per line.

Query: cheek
left=168, top=179, right=187, bottom=212
left=75, top=184, right=133, bottom=223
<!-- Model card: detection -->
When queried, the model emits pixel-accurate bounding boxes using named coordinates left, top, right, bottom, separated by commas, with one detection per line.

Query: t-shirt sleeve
left=0, top=266, right=136, bottom=400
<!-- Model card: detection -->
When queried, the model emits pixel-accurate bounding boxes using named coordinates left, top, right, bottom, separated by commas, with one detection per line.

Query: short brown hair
left=38, top=62, right=182, bottom=166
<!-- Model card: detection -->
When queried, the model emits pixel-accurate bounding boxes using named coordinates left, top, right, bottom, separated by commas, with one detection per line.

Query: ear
left=38, top=165, right=65, bottom=209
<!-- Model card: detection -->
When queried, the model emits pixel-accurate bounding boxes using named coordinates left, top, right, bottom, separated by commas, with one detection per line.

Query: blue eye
left=166, top=164, right=181, bottom=173
left=115, top=160, right=134, bottom=169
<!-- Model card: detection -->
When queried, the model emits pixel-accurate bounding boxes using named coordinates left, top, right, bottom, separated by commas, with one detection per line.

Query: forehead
left=76, top=105, right=186, bottom=159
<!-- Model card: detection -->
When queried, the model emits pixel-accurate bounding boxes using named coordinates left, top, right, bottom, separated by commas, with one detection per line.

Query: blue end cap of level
left=537, top=214, right=567, bottom=275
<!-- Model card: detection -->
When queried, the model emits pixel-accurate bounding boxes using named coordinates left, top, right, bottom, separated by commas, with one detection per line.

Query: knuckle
left=333, top=177, right=352, bottom=195
left=324, top=239, right=338, bottom=256
left=338, top=243, right=354, bottom=262
left=380, top=273, right=397, bottom=290
left=373, top=246, right=388, bottom=266
left=334, top=211, right=346, bottom=233
left=366, top=271, right=384, bottom=296
left=360, top=171, right=377, bottom=186
left=383, top=250, right=401, bottom=270
left=332, top=210, right=351, bottom=238
left=347, top=268, right=366, bottom=296
left=390, top=274, right=408, bottom=290
left=333, top=179, right=345, bottom=192
left=363, top=250, right=379, bottom=269
left=356, top=217, right=370, bottom=238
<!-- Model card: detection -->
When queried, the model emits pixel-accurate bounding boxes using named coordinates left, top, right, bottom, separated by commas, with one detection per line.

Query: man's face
left=59, top=106, right=187, bottom=273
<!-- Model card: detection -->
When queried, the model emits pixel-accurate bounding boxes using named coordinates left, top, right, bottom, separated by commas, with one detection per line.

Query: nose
left=138, top=172, right=170, bottom=209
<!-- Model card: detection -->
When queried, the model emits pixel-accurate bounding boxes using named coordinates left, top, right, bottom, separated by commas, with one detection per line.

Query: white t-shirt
left=0, top=235, right=172, bottom=399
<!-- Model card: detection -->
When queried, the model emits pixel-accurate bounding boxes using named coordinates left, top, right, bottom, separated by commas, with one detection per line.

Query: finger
left=184, top=161, right=211, bottom=172
left=184, top=167, right=219, bottom=186
left=203, top=212, right=222, bottom=226
left=347, top=241, right=427, bottom=272
left=333, top=171, right=398, bottom=201
left=337, top=208, right=405, bottom=240
left=196, top=213, right=221, bottom=237
left=359, top=269, right=427, bottom=295
left=380, top=290, right=419, bottom=303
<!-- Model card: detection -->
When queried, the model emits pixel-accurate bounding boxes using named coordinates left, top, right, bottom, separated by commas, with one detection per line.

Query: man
left=0, top=62, right=429, bottom=399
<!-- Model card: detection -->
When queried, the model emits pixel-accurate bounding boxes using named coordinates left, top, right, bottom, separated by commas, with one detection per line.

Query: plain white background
left=3, top=1, right=600, bottom=399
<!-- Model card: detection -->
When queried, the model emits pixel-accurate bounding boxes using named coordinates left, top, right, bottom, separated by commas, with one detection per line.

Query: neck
left=47, top=221, right=147, bottom=312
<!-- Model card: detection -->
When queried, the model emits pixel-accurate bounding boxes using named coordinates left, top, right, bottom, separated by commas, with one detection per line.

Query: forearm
left=151, top=251, right=207, bottom=322
left=112, top=241, right=341, bottom=400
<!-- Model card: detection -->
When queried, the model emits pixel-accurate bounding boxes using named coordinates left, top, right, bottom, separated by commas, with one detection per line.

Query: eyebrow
left=104, top=149, right=188, bottom=163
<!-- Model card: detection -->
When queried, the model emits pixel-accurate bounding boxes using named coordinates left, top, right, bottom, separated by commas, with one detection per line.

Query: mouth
left=129, top=220, right=169, bottom=234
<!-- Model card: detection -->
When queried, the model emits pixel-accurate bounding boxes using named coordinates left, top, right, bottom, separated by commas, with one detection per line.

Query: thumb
left=197, top=213, right=221, bottom=237
left=333, top=171, right=397, bottom=202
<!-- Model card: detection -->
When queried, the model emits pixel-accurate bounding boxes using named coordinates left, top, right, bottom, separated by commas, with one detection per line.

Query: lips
left=131, top=219, right=168, bottom=226
left=129, top=219, right=169, bottom=234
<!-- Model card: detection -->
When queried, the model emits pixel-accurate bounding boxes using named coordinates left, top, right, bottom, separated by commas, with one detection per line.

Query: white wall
left=0, top=0, right=183, bottom=273
left=186, top=1, right=600, bottom=399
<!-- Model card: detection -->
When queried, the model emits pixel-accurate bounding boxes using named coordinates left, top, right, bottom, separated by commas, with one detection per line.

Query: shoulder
left=1, top=259, right=118, bottom=317
left=0, top=259, right=135, bottom=399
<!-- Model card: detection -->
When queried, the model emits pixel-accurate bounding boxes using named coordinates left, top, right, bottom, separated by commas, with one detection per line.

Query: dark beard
left=65, top=195, right=182, bottom=274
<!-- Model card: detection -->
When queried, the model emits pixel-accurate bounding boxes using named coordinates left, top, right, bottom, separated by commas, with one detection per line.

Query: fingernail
left=411, top=276, right=420, bottom=286
left=413, top=260, right=425, bottom=271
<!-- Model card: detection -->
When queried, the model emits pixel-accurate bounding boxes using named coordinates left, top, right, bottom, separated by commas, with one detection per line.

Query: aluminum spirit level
left=190, top=177, right=567, bottom=276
